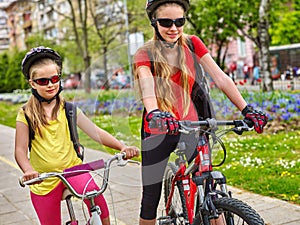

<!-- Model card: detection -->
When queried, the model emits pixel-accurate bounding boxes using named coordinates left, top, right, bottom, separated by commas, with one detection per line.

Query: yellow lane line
left=0, top=155, right=21, bottom=171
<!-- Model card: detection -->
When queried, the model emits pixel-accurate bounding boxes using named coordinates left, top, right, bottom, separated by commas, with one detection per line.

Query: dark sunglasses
left=33, top=75, right=61, bottom=86
left=156, top=17, right=186, bottom=28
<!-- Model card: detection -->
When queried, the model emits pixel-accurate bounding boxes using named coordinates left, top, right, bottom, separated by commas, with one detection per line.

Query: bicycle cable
left=200, top=127, right=233, bottom=167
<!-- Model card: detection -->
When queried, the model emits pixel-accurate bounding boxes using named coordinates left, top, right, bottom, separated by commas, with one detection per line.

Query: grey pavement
left=0, top=124, right=299, bottom=225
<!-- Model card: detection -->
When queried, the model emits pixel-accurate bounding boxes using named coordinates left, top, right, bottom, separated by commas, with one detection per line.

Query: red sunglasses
left=33, top=75, right=61, bottom=86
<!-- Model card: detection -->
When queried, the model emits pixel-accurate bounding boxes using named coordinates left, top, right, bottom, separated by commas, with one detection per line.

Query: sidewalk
left=0, top=124, right=299, bottom=225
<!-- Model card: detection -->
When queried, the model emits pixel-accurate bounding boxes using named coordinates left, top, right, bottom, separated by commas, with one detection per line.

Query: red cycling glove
left=242, top=105, right=268, bottom=133
left=146, top=109, right=179, bottom=135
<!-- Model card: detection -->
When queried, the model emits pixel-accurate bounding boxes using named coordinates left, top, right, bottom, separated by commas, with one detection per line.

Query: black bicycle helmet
left=146, top=0, right=190, bottom=19
left=21, top=46, right=62, bottom=79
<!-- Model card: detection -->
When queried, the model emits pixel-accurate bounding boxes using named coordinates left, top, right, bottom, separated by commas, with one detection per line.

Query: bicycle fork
left=193, top=171, right=229, bottom=220
left=87, top=197, right=102, bottom=225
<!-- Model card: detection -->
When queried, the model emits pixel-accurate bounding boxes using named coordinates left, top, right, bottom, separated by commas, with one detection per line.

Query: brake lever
left=233, top=120, right=254, bottom=135
left=127, top=160, right=140, bottom=165
left=116, top=153, right=128, bottom=167
left=179, top=122, right=200, bottom=134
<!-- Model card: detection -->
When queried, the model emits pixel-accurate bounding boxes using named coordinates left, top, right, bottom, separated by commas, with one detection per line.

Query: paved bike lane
left=0, top=124, right=299, bottom=225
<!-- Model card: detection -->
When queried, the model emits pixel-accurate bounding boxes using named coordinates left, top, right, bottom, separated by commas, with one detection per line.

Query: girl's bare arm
left=77, top=112, right=139, bottom=158
left=200, top=53, right=247, bottom=111
left=136, top=66, right=159, bottom=112
left=15, top=121, right=39, bottom=179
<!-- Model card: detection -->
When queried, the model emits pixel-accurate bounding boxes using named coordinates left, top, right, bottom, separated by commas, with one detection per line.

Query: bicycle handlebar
left=178, top=118, right=253, bottom=134
left=19, top=152, right=138, bottom=199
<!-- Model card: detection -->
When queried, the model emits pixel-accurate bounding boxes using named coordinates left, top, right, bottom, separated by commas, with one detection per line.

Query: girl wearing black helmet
left=15, top=47, right=139, bottom=225
left=134, top=1, right=268, bottom=224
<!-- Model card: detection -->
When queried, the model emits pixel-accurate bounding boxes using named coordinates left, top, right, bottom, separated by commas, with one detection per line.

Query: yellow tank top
left=16, top=104, right=82, bottom=195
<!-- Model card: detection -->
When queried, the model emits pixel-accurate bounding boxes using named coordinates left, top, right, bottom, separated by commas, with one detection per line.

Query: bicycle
left=19, top=152, right=137, bottom=225
left=157, top=118, right=265, bottom=225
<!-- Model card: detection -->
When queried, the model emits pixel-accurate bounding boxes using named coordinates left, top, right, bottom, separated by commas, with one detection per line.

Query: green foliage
left=268, top=0, right=299, bottom=45
left=127, top=0, right=153, bottom=41
left=188, top=0, right=291, bottom=66
left=270, top=10, right=300, bottom=45
left=0, top=49, right=30, bottom=93
left=295, top=0, right=300, bottom=10
left=0, top=101, right=22, bottom=127
left=6, top=50, right=28, bottom=92
left=25, top=34, right=57, bottom=49
left=0, top=52, right=9, bottom=93
left=188, top=0, right=257, bottom=66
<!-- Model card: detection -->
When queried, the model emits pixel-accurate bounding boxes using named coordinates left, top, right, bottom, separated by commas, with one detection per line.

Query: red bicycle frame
left=165, top=137, right=212, bottom=224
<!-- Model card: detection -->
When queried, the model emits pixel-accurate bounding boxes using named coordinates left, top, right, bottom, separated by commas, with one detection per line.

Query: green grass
left=0, top=101, right=22, bottom=127
left=218, top=132, right=300, bottom=204
left=2, top=93, right=299, bottom=205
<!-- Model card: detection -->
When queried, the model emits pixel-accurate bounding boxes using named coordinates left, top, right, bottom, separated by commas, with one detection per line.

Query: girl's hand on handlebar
left=146, top=109, right=179, bottom=135
left=121, top=146, right=140, bottom=159
left=22, top=169, right=41, bottom=185
left=242, top=105, right=268, bottom=133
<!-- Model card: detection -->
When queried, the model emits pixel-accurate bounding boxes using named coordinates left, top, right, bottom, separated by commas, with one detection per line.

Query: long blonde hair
left=24, top=58, right=64, bottom=137
left=134, top=33, right=191, bottom=117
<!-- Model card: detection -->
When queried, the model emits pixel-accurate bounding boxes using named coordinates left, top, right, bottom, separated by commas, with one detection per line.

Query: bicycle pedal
left=157, top=216, right=174, bottom=225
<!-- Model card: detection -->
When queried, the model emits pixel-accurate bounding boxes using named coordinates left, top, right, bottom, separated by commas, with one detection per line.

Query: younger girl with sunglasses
left=15, top=46, right=139, bottom=225
left=133, top=1, right=268, bottom=224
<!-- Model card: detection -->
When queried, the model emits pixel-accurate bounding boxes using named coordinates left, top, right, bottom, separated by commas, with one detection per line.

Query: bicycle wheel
left=163, top=162, right=189, bottom=225
left=192, top=197, right=264, bottom=225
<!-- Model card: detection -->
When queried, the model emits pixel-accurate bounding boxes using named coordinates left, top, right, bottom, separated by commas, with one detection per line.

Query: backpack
left=146, top=36, right=215, bottom=120
left=23, top=101, right=84, bottom=161
left=187, top=37, right=215, bottom=120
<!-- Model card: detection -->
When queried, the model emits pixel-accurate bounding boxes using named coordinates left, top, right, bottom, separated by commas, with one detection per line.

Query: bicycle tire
left=192, top=197, right=265, bottom=225
left=163, top=162, right=189, bottom=224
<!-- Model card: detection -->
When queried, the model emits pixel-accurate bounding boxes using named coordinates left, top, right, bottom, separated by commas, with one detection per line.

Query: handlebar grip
left=18, top=176, right=41, bottom=187
left=19, top=177, right=25, bottom=188
left=19, top=174, right=47, bottom=187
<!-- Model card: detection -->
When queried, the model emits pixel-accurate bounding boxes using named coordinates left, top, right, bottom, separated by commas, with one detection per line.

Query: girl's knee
left=96, top=194, right=109, bottom=219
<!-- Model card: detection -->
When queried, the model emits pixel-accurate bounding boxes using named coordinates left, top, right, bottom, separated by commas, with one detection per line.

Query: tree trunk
left=84, top=55, right=91, bottom=93
left=258, top=0, right=273, bottom=91
left=103, top=47, right=110, bottom=90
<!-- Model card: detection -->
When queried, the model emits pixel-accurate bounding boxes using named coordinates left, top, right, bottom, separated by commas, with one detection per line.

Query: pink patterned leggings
left=30, top=173, right=109, bottom=225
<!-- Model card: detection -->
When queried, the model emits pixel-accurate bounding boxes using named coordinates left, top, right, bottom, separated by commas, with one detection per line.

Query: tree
left=0, top=52, right=10, bottom=93
left=25, top=34, right=57, bottom=49
left=51, top=0, right=132, bottom=91
left=231, top=0, right=285, bottom=92
left=6, top=49, right=28, bottom=92
left=65, top=0, right=91, bottom=93
left=88, top=0, right=129, bottom=90
left=127, top=0, right=152, bottom=40
left=189, top=0, right=286, bottom=92
left=188, top=0, right=240, bottom=69
left=269, top=1, right=300, bottom=45
left=257, top=0, right=272, bottom=91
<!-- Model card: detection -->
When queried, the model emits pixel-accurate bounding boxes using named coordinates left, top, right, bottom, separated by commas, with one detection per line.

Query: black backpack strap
left=65, top=102, right=84, bottom=161
left=22, top=106, right=34, bottom=151
left=188, top=36, right=215, bottom=119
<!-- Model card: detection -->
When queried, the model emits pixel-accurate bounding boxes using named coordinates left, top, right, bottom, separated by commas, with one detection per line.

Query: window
left=237, top=38, right=246, bottom=58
